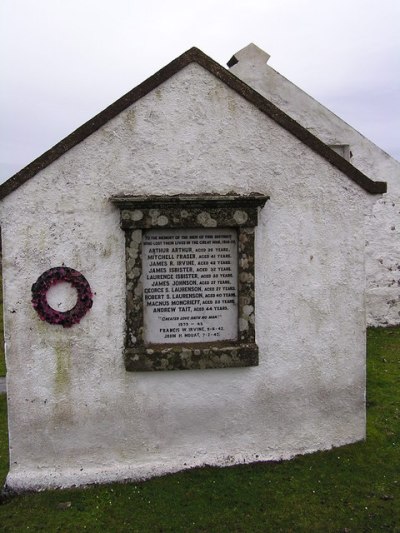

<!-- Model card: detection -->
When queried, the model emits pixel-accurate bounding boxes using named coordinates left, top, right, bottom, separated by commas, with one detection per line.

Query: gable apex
left=0, top=47, right=386, bottom=200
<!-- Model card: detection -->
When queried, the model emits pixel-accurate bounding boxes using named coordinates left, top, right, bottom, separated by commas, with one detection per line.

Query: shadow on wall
left=0, top=229, right=5, bottom=377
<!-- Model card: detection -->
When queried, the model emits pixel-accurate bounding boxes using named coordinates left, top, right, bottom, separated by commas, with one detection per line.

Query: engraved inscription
left=143, top=228, right=238, bottom=344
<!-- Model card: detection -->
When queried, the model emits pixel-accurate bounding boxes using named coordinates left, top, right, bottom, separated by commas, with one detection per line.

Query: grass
left=0, top=327, right=399, bottom=532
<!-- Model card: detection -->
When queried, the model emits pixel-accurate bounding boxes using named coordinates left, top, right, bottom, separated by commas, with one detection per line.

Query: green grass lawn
left=0, top=327, right=399, bottom=532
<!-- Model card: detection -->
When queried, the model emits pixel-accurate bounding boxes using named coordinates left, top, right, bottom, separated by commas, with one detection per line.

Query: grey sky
left=1, top=0, right=399, bottom=182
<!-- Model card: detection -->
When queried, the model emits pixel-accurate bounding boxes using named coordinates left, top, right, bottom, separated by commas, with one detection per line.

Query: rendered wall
left=1, top=63, right=370, bottom=491
left=230, top=44, right=400, bottom=326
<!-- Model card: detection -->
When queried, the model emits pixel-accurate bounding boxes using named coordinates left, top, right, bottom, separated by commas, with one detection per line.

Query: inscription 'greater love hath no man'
left=142, top=228, right=238, bottom=344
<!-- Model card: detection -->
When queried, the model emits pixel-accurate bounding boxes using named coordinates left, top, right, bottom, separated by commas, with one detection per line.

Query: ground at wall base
left=0, top=326, right=399, bottom=532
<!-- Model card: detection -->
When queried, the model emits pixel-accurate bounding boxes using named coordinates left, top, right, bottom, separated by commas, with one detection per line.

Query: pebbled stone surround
left=112, top=194, right=268, bottom=371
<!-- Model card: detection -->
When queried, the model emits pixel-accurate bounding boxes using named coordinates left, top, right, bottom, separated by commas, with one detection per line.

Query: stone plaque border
left=111, top=195, right=268, bottom=371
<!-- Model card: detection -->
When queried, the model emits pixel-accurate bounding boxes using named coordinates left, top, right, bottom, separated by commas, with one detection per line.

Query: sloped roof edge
left=0, top=47, right=386, bottom=200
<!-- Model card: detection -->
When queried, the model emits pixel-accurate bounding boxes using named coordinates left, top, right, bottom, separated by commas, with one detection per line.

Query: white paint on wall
left=229, top=43, right=400, bottom=327
left=46, top=282, right=78, bottom=312
left=0, top=62, right=371, bottom=491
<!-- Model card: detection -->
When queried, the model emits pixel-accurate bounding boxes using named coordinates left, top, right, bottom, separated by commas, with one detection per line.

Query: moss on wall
left=54, top=340, right=72, bottom=394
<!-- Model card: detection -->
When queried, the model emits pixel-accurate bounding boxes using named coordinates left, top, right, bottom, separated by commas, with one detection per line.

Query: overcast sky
left=1, top=0, right=399, bottom=183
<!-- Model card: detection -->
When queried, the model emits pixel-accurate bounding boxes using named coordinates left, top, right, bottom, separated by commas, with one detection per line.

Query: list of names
left=142, top=227, right=238, bottom=344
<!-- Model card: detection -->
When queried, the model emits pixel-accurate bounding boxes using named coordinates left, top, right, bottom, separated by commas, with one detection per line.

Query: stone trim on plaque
left=111, top=195, right=268, bottom=371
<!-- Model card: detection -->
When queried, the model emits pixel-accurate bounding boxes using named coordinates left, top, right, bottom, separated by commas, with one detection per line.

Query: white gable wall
left=0, top=63, right=371, bottom=491
left=230, top=45, right=400, bottom=326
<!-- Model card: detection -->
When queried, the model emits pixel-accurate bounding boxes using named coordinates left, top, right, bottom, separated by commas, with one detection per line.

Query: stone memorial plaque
left=143, top=228, right=238, bottom=344
left=112, top=194, right=268, bottom=370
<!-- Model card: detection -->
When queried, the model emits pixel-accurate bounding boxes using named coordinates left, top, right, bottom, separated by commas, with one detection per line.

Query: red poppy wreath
left=32, top=267, right=93, bottom=328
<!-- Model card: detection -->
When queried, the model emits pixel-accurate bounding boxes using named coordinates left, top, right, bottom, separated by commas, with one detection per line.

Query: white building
left=0, top=47, right=386, bottom=491
left=229, top=43, right=400, bottom=327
